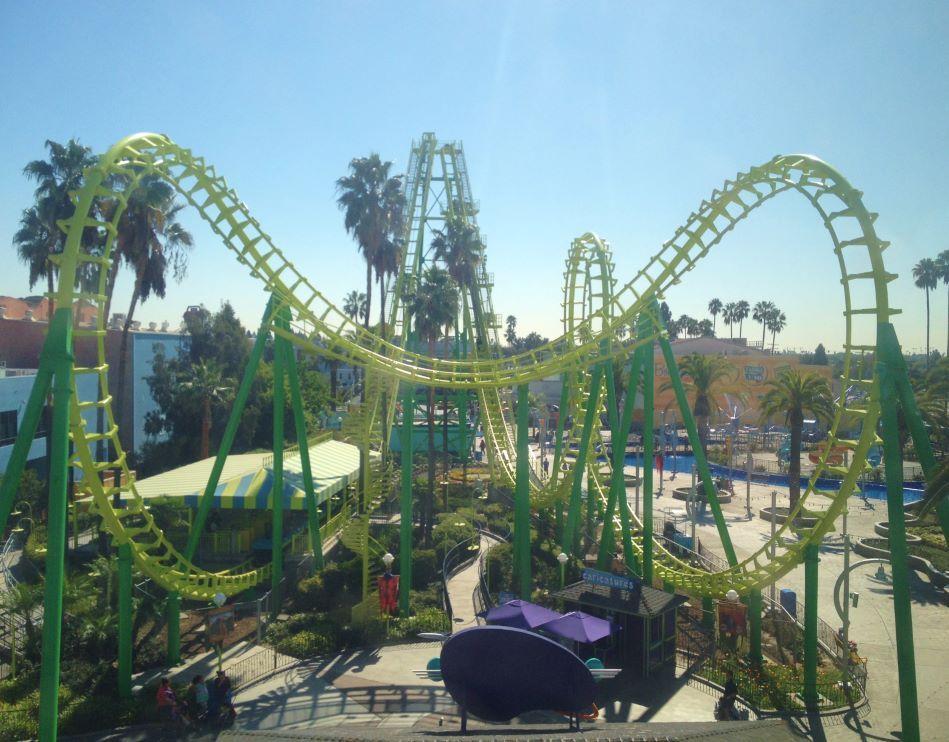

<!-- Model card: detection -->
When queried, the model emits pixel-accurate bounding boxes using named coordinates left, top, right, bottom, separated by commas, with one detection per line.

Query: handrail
left=440, top=534, right=482, bottom=628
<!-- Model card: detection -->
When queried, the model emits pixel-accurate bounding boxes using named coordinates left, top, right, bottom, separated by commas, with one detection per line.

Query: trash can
left=780, top=588, right=797, bottom=618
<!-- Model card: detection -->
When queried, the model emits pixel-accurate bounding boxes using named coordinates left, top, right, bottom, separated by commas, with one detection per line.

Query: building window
left=0, top=410, right=17, bottom=446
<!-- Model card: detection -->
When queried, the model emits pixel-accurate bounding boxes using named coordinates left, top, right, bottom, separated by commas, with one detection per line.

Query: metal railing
left=440, top=534, right=483, bottom=628
left=226, top=647, right=298, bottom=690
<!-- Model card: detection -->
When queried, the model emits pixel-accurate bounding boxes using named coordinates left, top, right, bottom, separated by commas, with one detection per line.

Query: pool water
left=620, top=453, right=924, bottom=503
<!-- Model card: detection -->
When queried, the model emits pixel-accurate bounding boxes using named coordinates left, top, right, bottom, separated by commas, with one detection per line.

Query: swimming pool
left=620, top=453, right=924, bottom=503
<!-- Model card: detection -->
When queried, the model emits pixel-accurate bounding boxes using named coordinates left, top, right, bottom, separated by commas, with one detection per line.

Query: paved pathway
left=444, top=532, right=499, bottom=629
left=627, top=464, right=948, bottom=741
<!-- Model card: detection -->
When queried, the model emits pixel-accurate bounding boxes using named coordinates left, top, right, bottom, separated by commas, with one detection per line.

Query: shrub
left=412, top=549, right=439, bottom=588
left=273, top=630, right=334, bottom=659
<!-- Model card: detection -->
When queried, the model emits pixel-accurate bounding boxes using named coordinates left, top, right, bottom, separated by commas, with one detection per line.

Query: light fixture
left=212, top=592, right=227, bottom=607
left=382, top=552, right=395, bottom=569
left=725, top=589, right=739, bottom=603
left=557, top=552, right=569, bottom=566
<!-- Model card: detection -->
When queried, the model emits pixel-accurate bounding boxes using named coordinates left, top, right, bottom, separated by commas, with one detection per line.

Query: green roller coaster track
left=0, top=131, right=940, bottom=741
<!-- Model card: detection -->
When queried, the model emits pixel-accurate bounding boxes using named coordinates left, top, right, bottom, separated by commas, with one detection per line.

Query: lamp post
left=557, top=551, right=568, bottom=588
left=212, top=592, right=226, bottom=672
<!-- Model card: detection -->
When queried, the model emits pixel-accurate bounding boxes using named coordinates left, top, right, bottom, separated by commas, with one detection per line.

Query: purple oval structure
left=439, top=625, right=596, bottom=723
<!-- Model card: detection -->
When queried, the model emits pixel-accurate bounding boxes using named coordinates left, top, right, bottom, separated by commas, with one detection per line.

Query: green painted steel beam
left=399, top=377, right=415, bottom=617
left=185, top=296, right=275, bottom=563
left=803, top=543, right=819, bottom=708
left=562, top=365, right=603, bottom=556
left=37, top=308, right=73, bottom=742
left=117, top=543, right=133, bottom=698
left=515, top=383, right=532, bottom=598
left=654, top=318, right=738, bottom=567
left=283, top=315, right=324, bottom=572
left=271, top=321, right=286, bottom=617
left=641, top=318, right=655, bottom=585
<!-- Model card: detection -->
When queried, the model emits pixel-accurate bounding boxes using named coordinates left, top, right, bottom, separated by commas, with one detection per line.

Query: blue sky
left=1, top=2, right=946, bottom=355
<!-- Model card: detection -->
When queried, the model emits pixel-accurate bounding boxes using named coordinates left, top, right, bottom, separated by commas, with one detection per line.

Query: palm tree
left=913, top=258, right=939, bottom=363
left=14, top=139, right=98, bottom=315
left=708, top=298, right=723, bottom=334
left=0, top=582, right=43, bottom=658
left=767, top=309, right=787, bottom=354
left=697, top=319, right=714, bottom=337
left=505, top=315, right=518, bottom=347
left=107, top=175, right=194, bottom=424
left=723, top=302, right=737, bottom=338
left=179, top=360, right=234, bottom=459
left=677, top=315, right=694, bottom=338
left=87, top=553, right=118, bottom=610
left=937, top=250, right=949, bottom=358
left=343, top=290, right=368, bottom=324
left=410, top=267, right=459, bottom=540
left=336, top=154, right=404, bottom=337
left=753, top=301, right=775, bottom=350
left=760, top=368, right=834, bottom=511
left=662, top=353, right=733, bottom=452
left=431, top=214, right=487, bottom=350
left=734, top=300, right=750, bottom=339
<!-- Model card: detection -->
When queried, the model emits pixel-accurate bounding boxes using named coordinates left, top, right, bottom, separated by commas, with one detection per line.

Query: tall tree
left=913, top=258, right=939, bottom=363
left=662, top=353, right=733, bottom=453
left=753, top=301, right=775, bottom=349
left=343, top=290, right=367, bottom=324
left=178, top=360, right=233, bottom=459
left=431, top=214, right=487, bottom=350
left=767, top=308, right=787, bottom=354
left=107, top=175, right=194, bottom=429
left=708, top=298, right=723, bottom=334
left=14, top=139, right=98, bottom=315
left=734, top=300, right=750, bottom=339
left=697, top=318, right=714, bottom=337
left=505, top=315, right=518, bottom=347
left=336, top=154, right=404, bottom=338
left=936, top=250, right=949, bottom=358
left=723, top=302, right=737, bottom=338
left=760, top=368, right=834, bottom=511
left=410, top=267, right=459, bottom=539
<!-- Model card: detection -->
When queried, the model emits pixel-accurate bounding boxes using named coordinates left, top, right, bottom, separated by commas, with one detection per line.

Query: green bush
left=413, top=549, right=439, bottom=588
left=388, top=607, right=450, bottom=640
left=273, top=630, right=334, bottom=658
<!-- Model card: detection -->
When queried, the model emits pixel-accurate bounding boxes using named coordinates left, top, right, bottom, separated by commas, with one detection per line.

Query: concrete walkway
left=444, top=532, right=500, bottom=629
left=627, top=464, right=948, bottom=741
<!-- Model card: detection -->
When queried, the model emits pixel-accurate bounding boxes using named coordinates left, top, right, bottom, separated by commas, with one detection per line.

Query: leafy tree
left=913, top=258, right=939, bottom=364
left=411, top=267, right=459, bottom=535
left=343, top=290, right=367, bottom=324
left=766, top=308, right=787, bottom=354
left=336, top=154, right=404, bottom=337
left=813, top=343, right=828, bottom=365
left=432, top=214, right=488, bottom=350
left=708, top=298, right=722, bottom=334
left=753, top=301, right=775, bottom=349
left=697, top=319, right=714, bottom=337
left=105, top=175, right=194, bottom=427
left=517, top=332, right=549, bottom=352
left=734, top=300, right=750, bottom=338
left=723, top=302, right=737, bottom=338
left=661, top=353, right=733, bottom=452
left=0, top=583, right=43, bottom=659
left=936, top=250, right=949, bottom=357
left=14, top=139, right=98, bottom=314
left=505, top=315, right=518, bottom=347
left=760, top=369, right=834, bottom=511
left=659, top=301, right=676, bottom=340
left=178, top=361, right=233, bottom=459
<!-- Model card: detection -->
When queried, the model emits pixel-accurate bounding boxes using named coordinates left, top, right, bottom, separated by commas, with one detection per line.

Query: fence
left=226, top=647, right=298, bottom=689
left=440, top=534, right=482, bottom=627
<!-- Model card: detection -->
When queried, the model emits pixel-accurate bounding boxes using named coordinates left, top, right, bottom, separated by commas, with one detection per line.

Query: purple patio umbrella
left=482, top=600, right=562, bottom=630
left=537, top=611, right=618, bottom=644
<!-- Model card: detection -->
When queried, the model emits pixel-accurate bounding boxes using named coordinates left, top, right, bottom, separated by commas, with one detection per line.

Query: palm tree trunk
left=771, top=330, right=777, bottom=354
left=469, top=284, right=487, bottom=352
left=712, top=314, right=717, bottom=334
left=442, top=392, right=450, bottom=509
left=739, top=319, right=744, bottom=338
left=789, top=414, right=802, bottom=512
left=103, top=257, right=121, bottom=326
left=115, top=280, right=142, bottom=443
left=364, top=265, right=373, bottom=332
left=47, top=272, right=55, bottom=318
left=378, top=275, right=387, bottom=341
left=925, top=288, right=930, bottom=363
left=761, top=322, right=766, bottom=349
left=201, top=396, right=211, bottom=458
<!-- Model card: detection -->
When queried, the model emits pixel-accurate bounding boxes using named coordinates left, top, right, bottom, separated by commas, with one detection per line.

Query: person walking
left=212, top=670, right=237, bottom=720
left=542, top=456, right=550, bottom=479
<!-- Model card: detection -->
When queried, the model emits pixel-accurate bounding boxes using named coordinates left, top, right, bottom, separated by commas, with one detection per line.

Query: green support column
left=655, top=330, right=738, bottom=566
left=166, top=593, right=180, bottom=666
left=117, top=542, right=132, bottom=698
left=37, top=308, right=73, bottom=742
left=803, top=543, right=819, bottom=708
left=283, top=330, right=324, bottom=571
left=748, top=588, right=762, bottom=665
left=185, top=297, right=274, bottom=562
left=271, top=323, right=286, bottom=618
left=514, top=383, right=532, bottom=599
left=702, top=595, right=715, bottom=630
left=399, top=377, right=415, bottom=617
left=877, top=327, right=921, bottom=741
left=642, top=321, right=655, bottom=584
left=561, top=366, right=603, bottom=555
left=552, top=373, right=571, bottom=544
left=598, top=346, right=643, bottom=570
left=0, top=366, right=52, bottom=529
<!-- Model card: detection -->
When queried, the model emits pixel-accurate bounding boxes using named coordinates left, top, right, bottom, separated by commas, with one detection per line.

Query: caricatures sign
left=718, top=600, right=747, bottom=636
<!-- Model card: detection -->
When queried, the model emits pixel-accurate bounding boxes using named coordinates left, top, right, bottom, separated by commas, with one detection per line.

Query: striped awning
left=125, top=439, right=360, bottom=510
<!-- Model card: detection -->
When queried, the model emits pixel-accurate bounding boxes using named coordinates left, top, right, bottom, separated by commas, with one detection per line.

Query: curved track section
left=56, top=134, right=893, bottom=599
